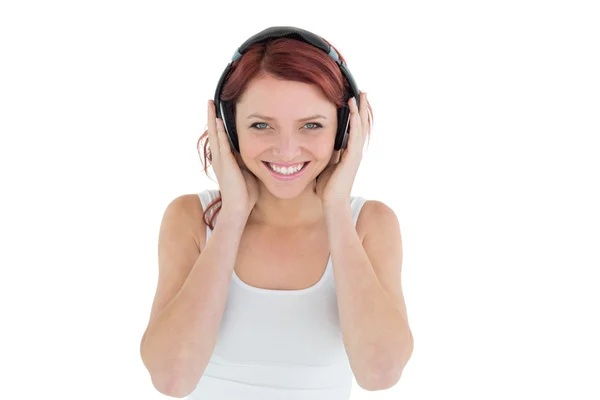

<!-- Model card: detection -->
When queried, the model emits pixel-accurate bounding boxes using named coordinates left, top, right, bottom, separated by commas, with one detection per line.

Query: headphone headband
left=213, top=26, right=360, bottom=152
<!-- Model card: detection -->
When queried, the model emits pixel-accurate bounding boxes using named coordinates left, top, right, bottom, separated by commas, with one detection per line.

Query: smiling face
left=234, top=74, right=338, bottom=199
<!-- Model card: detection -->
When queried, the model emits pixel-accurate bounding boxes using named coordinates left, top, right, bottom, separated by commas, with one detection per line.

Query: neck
left=247, top=182, right=324, bottom=228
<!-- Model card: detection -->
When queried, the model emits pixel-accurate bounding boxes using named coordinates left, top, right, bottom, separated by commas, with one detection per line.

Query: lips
left=262, top=161, right=309, bottom=168
left=262, top=161, right=310, bottom=180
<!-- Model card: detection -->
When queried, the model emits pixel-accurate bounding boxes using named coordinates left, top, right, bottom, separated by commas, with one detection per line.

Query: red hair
left=197, top=36, right=374, bottom=230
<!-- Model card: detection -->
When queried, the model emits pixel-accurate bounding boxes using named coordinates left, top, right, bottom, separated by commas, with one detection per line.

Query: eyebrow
left=246, top=113, right=327, bottom=122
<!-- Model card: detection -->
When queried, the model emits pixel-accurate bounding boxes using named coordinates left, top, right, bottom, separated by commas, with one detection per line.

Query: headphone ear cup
left=221, top=100, right=240, bottom=152
left=335, top=106, right=351, bottom=150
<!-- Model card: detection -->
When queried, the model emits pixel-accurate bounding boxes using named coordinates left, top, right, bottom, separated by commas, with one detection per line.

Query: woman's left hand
left=315, top=92, right=369, bottom=208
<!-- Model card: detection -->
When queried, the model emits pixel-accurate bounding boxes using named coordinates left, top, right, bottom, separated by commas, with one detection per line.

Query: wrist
left=218, top=206, right=250, bottom=225
left=323, top=199, right=352, bottom=217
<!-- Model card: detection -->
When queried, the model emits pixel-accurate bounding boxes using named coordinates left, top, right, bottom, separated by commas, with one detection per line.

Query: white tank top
left=188, top=189, right=368, bottom=400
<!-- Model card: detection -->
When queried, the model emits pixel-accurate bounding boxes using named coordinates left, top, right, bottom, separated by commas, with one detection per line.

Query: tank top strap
left=198, top=188, right=220, bottom=213
left=198, top=189, right=221, bottom=245
left=350, top=196, right=368, bottom=227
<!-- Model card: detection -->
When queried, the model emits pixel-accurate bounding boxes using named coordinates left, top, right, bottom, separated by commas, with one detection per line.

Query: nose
left=273, top=131, right=302, bottom=160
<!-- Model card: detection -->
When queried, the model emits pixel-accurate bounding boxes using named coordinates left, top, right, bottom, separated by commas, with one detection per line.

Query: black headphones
left=213, top=26, right=361, bottom=153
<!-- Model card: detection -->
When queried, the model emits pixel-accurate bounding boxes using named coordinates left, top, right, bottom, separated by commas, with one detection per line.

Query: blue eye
left=250, top=122, right=270, bottom=130
left=304, top=122, right=323, bottom=129
left=249, top=122, right=323, bottom=130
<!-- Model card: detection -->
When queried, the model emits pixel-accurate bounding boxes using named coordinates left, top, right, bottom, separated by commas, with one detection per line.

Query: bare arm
left=140, top=196, right=248, bottom=397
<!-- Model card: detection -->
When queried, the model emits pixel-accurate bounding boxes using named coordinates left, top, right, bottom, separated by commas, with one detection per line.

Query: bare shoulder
left=165, top=193, right=207, bottom=252
left=355, top=199, right=399, bottom=242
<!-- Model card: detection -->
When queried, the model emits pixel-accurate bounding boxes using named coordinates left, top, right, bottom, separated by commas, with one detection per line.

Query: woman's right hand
left=207, top=99, right=259, bottom=217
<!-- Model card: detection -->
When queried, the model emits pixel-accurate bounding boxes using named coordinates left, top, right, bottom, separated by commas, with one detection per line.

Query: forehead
left=237, top=76, right=335, bottom=116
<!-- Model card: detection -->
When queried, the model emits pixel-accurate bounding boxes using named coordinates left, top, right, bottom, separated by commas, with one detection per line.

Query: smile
left=262, top=161, right=310, bottom=180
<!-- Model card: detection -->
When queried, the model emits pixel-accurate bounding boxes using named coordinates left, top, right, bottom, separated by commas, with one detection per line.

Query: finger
left=207, top=100, right=220, bottom=159
left=350, top=96, right=361, bottom=128
left=359, top=92, right=369, bottom=136
left=215, top=116, right=233, bottom=156
left=351, top=94, right=365, bottom=137
left=347, top=97, right=362, bottom=154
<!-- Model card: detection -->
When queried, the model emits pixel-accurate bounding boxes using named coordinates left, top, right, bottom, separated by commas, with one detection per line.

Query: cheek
left=237, top=134, right=262, bottom=156
left=238, top=139, right=268, bottom=174
left=314, top=137, right=336, bottom=159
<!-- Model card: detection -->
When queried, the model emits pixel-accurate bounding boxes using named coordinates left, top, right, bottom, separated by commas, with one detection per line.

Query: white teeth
left=267, top=162, right=306, bottom=175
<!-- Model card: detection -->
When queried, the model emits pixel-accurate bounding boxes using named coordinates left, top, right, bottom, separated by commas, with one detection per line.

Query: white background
left=1, top=0, right=598, bottom=399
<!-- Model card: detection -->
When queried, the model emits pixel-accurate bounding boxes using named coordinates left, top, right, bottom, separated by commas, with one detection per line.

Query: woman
left=140, top=26, right=413, bottom=399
